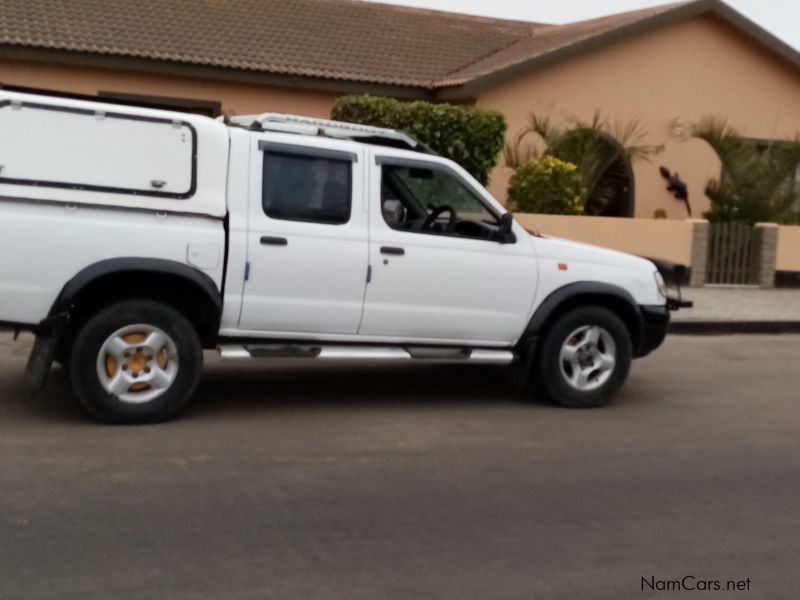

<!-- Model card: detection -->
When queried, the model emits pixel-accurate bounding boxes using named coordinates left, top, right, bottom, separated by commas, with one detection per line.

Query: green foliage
left=691, top=116, right=800, bottom=225
left=331, top=95, right=506, bottom=185
left=507, top=156, right=585, bottom=215
left=505, top=111, right=663, bottom=215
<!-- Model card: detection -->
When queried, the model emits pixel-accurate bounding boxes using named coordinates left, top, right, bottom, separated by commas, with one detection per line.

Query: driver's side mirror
left=497, top=213, right=516, bottom=244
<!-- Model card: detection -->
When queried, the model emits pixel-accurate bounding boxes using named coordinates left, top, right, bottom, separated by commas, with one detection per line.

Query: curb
left=669, top=321, right=800, bottom=335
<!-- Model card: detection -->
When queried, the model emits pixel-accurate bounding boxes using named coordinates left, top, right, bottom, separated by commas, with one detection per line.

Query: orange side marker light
left=558, top=263, right=569, bottom=271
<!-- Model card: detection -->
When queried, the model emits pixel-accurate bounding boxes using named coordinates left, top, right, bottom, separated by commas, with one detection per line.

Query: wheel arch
left=49, top=258, right=223, bottom=349
left=518, top=282, right=644, bottom=358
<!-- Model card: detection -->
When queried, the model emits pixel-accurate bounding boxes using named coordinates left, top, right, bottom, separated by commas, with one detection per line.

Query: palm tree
left=691, top=116, right=800, bottom=225
left=504, top=111, right=663, bottom=216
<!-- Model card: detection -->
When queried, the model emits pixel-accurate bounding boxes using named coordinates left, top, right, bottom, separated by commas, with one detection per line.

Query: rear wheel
left=67, top=300, right=202, bottom=423
left=534, top=306, right=632, bottom=408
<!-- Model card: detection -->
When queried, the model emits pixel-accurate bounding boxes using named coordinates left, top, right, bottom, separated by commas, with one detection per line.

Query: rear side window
left=262, top=151, right=351, bottom=225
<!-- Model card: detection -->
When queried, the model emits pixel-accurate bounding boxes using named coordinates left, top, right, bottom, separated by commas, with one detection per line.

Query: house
left=2, top=0, right=800, bottom=219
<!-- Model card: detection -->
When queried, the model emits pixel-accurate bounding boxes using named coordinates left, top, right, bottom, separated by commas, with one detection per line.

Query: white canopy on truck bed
left=0, top=91, right=229, bottom=218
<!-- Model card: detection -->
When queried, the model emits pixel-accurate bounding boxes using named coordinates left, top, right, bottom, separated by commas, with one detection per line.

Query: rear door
left=237, top=135, right=369, bottom=335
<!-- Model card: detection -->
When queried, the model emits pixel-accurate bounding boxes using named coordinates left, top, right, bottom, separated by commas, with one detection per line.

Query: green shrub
left=507, top=156, right=584, bottom=215
left=331, top=95, right=506, bottom=185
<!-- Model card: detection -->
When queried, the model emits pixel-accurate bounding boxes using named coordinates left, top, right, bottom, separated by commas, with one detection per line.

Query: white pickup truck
left=0, top=90, right=687, bottom=423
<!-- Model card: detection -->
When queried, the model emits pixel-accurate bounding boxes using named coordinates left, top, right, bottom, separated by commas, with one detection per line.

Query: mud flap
left=24, top=313, right=68, bottom=393
left=24, top=334, right=59, bottom=393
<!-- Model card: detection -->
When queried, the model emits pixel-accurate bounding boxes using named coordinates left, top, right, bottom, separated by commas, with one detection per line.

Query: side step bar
left=218, top=344, right=515, bottom=365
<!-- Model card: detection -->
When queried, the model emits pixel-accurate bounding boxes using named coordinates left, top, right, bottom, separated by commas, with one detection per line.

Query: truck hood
left=530, top=234, right=656, bottom=272
left=528, top=233, right=665, bottom=306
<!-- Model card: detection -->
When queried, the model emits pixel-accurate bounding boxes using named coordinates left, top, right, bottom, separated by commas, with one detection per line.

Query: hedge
left=331, top=95, right=506, bottom=185
left=507, top=156, right=585, bottom=215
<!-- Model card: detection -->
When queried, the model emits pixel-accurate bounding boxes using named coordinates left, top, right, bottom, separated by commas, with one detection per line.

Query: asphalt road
left=0, top=332, right=798, bottom=599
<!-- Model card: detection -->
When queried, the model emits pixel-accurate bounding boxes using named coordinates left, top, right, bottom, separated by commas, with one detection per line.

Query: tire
left=67, top=300, right=202, bottom=424
left=534, top=306, right=632, bottom=408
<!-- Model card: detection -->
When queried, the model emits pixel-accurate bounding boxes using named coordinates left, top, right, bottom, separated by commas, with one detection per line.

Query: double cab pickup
left=0, top=90, right=681, bottom=423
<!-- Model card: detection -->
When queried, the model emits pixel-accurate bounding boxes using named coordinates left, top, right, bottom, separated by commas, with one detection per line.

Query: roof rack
left=225, top=113, right=434, bottom=154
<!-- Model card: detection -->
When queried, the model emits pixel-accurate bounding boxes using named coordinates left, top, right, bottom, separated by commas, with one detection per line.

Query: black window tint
left=262, top=151, right=351, bottom=224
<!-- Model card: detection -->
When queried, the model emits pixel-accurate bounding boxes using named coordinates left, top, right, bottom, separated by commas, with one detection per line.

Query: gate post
left=688, top=219, right=709, bottom=287
left=754, top=223, right=779, bottom=288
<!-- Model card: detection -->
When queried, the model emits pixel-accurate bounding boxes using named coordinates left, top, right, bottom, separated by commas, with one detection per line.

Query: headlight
left=654, top=271, right=667, bottom=298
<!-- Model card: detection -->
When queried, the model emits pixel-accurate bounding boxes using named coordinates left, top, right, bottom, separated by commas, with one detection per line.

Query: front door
left=359, top=153, right=537, bottom=344
left=238, top=137, right=368, bottom=335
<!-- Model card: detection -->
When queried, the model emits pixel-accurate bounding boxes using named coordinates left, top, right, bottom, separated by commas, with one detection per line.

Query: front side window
left=381, top=163, right=501, bottom=241
left=262, top=151, right=351, bottom=224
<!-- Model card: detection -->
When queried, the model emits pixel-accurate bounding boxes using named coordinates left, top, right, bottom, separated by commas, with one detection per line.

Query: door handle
left=380, top=246, right=405, bottom=256
left=260, top=236, right=288, bottom=246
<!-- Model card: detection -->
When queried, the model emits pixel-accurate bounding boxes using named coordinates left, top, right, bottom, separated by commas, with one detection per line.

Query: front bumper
left=645, top=256, right=694, bottom=311
left=666, top=295, right=693, bottom=310
left=636, top=305, right=670, bottom=358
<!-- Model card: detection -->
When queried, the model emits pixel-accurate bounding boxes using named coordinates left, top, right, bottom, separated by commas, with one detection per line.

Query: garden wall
left=513, top=214, right=696, bottom=266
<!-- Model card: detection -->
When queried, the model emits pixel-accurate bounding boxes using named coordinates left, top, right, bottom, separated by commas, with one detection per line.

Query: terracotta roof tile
left=436, top=2, right=693, bottom=86
left=2, top=0, right=789, bottom=92
left=0, top=0, right=540, bottom=87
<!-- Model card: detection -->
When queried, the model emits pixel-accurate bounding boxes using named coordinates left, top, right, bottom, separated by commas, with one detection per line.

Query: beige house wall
left=0, top=59, right=338, bottom=118
left=514, top=213, right=695, bottom=265
left=476, top=15, right=800, bottom=220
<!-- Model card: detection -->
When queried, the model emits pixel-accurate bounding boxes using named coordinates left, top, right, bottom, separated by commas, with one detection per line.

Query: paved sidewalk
left=670, top=286, right=800, bottom=332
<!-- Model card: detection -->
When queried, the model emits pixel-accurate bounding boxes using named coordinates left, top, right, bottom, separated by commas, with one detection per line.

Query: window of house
left=380, top=162, right=501, bottom=241
left=262, top=150, right=352, bottom=225
left=0, top=85, right=222, bottom=117
left=99, top=91, right=222, bottom=117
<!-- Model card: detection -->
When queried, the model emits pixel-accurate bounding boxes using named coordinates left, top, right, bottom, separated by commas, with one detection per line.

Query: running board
left=218, top=344, right=514, bottom=365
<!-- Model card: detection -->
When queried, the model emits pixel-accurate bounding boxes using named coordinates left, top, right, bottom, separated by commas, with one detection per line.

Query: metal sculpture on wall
left=659, top=166, right=692, bottom=217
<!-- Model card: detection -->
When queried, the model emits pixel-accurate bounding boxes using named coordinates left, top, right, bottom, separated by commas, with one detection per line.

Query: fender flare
left=47, top=257, right=222, bottom=321
left=517, top=281, right=644, bottom=356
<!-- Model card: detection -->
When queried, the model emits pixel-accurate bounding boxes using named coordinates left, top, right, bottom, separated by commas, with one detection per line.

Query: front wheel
left=534, top=306, right=632, bottom=408
left=67, top=300, right=202, bottom=423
